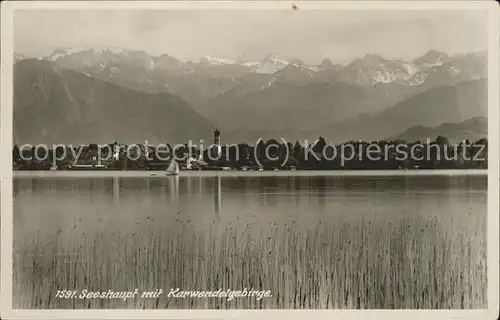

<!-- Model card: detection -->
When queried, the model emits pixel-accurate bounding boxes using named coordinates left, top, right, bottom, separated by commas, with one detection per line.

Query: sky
left=14, top=9, right=488, bottom=64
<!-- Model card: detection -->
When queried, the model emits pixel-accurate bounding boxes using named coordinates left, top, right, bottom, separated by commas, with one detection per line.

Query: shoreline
left=13, top=169, right=488, bottom=178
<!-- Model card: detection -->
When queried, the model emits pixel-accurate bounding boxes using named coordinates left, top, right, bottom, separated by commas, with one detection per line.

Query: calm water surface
left=13, top=174, right=487, bottom=233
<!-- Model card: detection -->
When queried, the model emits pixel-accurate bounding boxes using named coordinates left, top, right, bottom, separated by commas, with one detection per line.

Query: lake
left=12, top=172, right=487, bottom=309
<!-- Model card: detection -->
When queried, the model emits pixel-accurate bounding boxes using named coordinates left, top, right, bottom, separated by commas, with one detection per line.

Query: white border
left=1, top=1, right=499, bottom=319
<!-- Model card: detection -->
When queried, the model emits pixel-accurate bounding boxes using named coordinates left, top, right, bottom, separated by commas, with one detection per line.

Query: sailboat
left=165, top=159, right=180, bottom=176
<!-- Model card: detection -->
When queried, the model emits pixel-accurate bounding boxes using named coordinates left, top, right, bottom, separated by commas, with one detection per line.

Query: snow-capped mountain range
left=14, top=47, right=487, bottom=128
left=16, top=47, right=486, bottom=87
left=14, top=47, right=487, bottom=145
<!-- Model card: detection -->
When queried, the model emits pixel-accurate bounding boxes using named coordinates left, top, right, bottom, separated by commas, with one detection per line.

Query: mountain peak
left=153, top=54, right=183, bottom=70
left=199, top=56, right=236, bottom=65
left=43, top=47, right=137, bottom=62
left=97, top=47, right=127, bottom=55
left=413, top=49, right=449, bottom=67
left=362, top=54, right=388, bottom=63
left=155, top=53, right=182, bottom=62
left=14, top=53, right=26, bottom=62
left=262, top=54, right=289, bottom=65
left=289, top=59, right=305, bottom=66
left=348, top=54, right=389, bottom=69
left=423, top=49, right=448, bottom=59
left=277, top=63, right=301, bottom=72
left=262, top=54, right=277, bottom=61
left=44, top=47, right=80, bottom=61
left=319, top=58, right=334, bottom=69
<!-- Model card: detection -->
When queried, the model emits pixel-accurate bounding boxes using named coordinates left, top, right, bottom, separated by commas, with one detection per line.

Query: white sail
left=166, top=159, right=180, bottom=175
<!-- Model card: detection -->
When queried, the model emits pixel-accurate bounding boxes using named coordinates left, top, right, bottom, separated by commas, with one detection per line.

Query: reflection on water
left=13, top=174, right=486, bottom=237
left=113, top=177, right=119, bottom=204
left=214, top=175, right=221, bottom=215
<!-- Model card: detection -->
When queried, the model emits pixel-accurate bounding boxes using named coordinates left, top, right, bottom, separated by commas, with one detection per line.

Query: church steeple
left=213, top=128, right=221, bottom=146
left=213, top=127, right=221, bottom=159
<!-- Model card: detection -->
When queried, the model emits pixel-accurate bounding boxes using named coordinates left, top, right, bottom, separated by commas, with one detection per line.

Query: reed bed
left=13, top=208, right=486, bottom=309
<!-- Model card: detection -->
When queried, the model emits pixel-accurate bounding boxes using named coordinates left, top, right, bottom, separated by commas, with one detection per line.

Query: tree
left=293, top=141, right=303, bottom=161
left=435, top=136, right=450, bottom=146
left=312, top=136, right=327, bottom=154
left=12, top=145, right=20, bottom=164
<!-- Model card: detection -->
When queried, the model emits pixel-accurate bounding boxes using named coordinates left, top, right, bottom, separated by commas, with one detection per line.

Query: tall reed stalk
left=13, top=210, right=486, bottom=309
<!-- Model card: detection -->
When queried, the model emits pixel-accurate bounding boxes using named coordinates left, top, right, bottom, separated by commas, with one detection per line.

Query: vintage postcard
left=1, top=1, right=499, bottom=319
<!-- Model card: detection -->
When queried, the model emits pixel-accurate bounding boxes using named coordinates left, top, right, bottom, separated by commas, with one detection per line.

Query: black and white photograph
left=1, top=1, right=499, bottom=319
